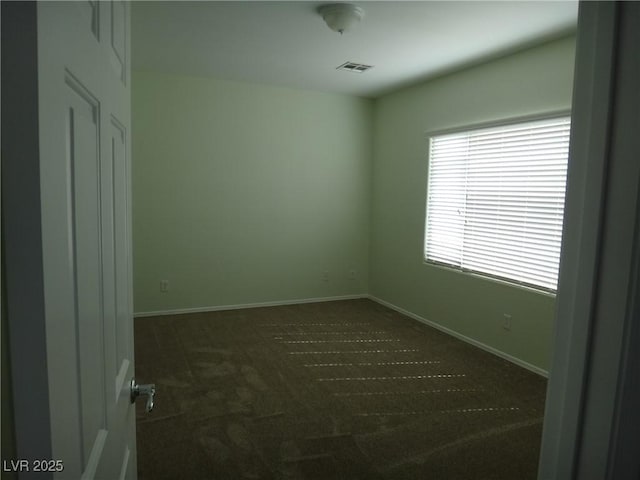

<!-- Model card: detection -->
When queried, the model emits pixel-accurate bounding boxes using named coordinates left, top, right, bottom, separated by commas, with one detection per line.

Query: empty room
left=131, top=2, right=573, bottom=479
left=4, top=1, right=640, bottom=480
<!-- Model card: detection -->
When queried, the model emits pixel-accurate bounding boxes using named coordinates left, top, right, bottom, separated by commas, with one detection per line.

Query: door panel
left=111, top=119, right=131, bottom=370
left=66, top=77, right=107, bottom=469
left=78, top=0, right=100, bottom=40
left=109, top=0, right=126, bottom=83
left=37, top=2, right=136, bottom=478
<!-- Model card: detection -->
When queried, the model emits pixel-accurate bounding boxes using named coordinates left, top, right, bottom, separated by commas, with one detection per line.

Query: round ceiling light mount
left=318, top=3, right=364, bottom=34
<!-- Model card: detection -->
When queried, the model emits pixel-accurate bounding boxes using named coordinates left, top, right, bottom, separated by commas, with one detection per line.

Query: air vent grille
left=336, top=61, right=373, bottom=73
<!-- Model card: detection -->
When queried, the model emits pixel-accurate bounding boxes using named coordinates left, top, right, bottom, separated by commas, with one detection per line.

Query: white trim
left=133, top=294, right=368, bottom=318
left=135, top=293, right=549, bottom=377
left=367, top=295, right=548, bottom=378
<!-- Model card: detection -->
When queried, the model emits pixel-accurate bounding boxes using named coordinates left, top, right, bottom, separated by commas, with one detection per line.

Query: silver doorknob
left=130, top=379, right=156, bottom=413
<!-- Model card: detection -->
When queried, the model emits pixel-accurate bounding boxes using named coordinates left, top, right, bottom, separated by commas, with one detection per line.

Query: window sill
left=423, top=260, right=557, bottom=298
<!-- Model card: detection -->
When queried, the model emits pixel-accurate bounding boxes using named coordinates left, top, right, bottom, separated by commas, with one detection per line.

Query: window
left=424, top=115, right=571, bottom=292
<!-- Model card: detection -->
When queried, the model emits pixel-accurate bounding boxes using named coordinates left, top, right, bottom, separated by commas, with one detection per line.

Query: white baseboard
left=367, top=295, right=549, bottom=378
left=134, top=293, right=547, bottom=378
left=134, top=294, right=368, bottom=318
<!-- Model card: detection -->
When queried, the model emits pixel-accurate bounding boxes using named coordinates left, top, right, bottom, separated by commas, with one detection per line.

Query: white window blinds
left=425, top=116, right=571, bottom=291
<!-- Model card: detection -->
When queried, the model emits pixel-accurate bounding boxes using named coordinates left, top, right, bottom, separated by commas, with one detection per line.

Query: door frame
left=538, top=2, right=640, bottom=479
left=2, top=2, right=54, bottom=471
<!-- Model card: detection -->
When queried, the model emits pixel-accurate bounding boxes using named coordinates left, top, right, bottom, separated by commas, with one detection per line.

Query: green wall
left=133, top=36, right=575, bottom=371
left=370, top=36, right=576, bottom=371
left=132, top=72, right=373, bottom=313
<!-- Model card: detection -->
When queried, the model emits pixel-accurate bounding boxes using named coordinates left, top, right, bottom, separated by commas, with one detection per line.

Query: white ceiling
left=132, top=1, right=578, bottom=98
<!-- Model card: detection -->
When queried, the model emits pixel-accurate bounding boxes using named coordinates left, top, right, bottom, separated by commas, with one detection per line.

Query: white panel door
left=37, top=2, right=142, bottom=478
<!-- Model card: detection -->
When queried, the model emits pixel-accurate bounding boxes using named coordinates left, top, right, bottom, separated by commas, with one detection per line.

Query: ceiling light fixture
left=318, top=3, right=364, bottom=35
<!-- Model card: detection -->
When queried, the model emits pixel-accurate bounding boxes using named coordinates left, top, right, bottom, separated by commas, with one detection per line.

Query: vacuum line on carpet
left=354, top=407, right=520, bottom=417
left=303, top=361, right=441, bottom=367
left=273, top=331, right=388, bottom=336
left=381, top=416, right=542, bottom=473
left=332, top=388, right=477, bottom=396
left=317, top=374, right=466, bottom=381
left=259, top=323, right=372, bottom=327
left=280, top=339, right=400, bottom=344
left=287, top=349, right=420, bottom=354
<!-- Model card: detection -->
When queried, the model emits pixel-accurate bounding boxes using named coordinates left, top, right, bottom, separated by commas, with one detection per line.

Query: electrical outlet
left=349, top=269, right=357, bottom=279
left=160, top=280, right=169, bottom=293
left=502, top=314, right=512, bottom=331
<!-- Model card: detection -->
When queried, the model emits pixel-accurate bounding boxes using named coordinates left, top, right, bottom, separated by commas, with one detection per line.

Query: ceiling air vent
left=336, top=61, right=373, bottom=73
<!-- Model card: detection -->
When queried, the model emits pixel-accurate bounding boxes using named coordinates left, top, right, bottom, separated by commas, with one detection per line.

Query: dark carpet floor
left=134, top=299, right=547, bottom=480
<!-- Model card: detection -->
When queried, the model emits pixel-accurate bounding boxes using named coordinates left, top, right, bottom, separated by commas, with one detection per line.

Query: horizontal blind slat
left=425, top=115, right=570, bottom=291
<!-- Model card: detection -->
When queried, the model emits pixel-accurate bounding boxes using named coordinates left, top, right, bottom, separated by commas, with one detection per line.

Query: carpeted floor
left=134, top=299, right=547, bottom=480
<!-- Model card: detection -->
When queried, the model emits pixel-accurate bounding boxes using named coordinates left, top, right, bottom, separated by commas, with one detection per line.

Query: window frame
left=423, top=110, right=572, bottom=294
